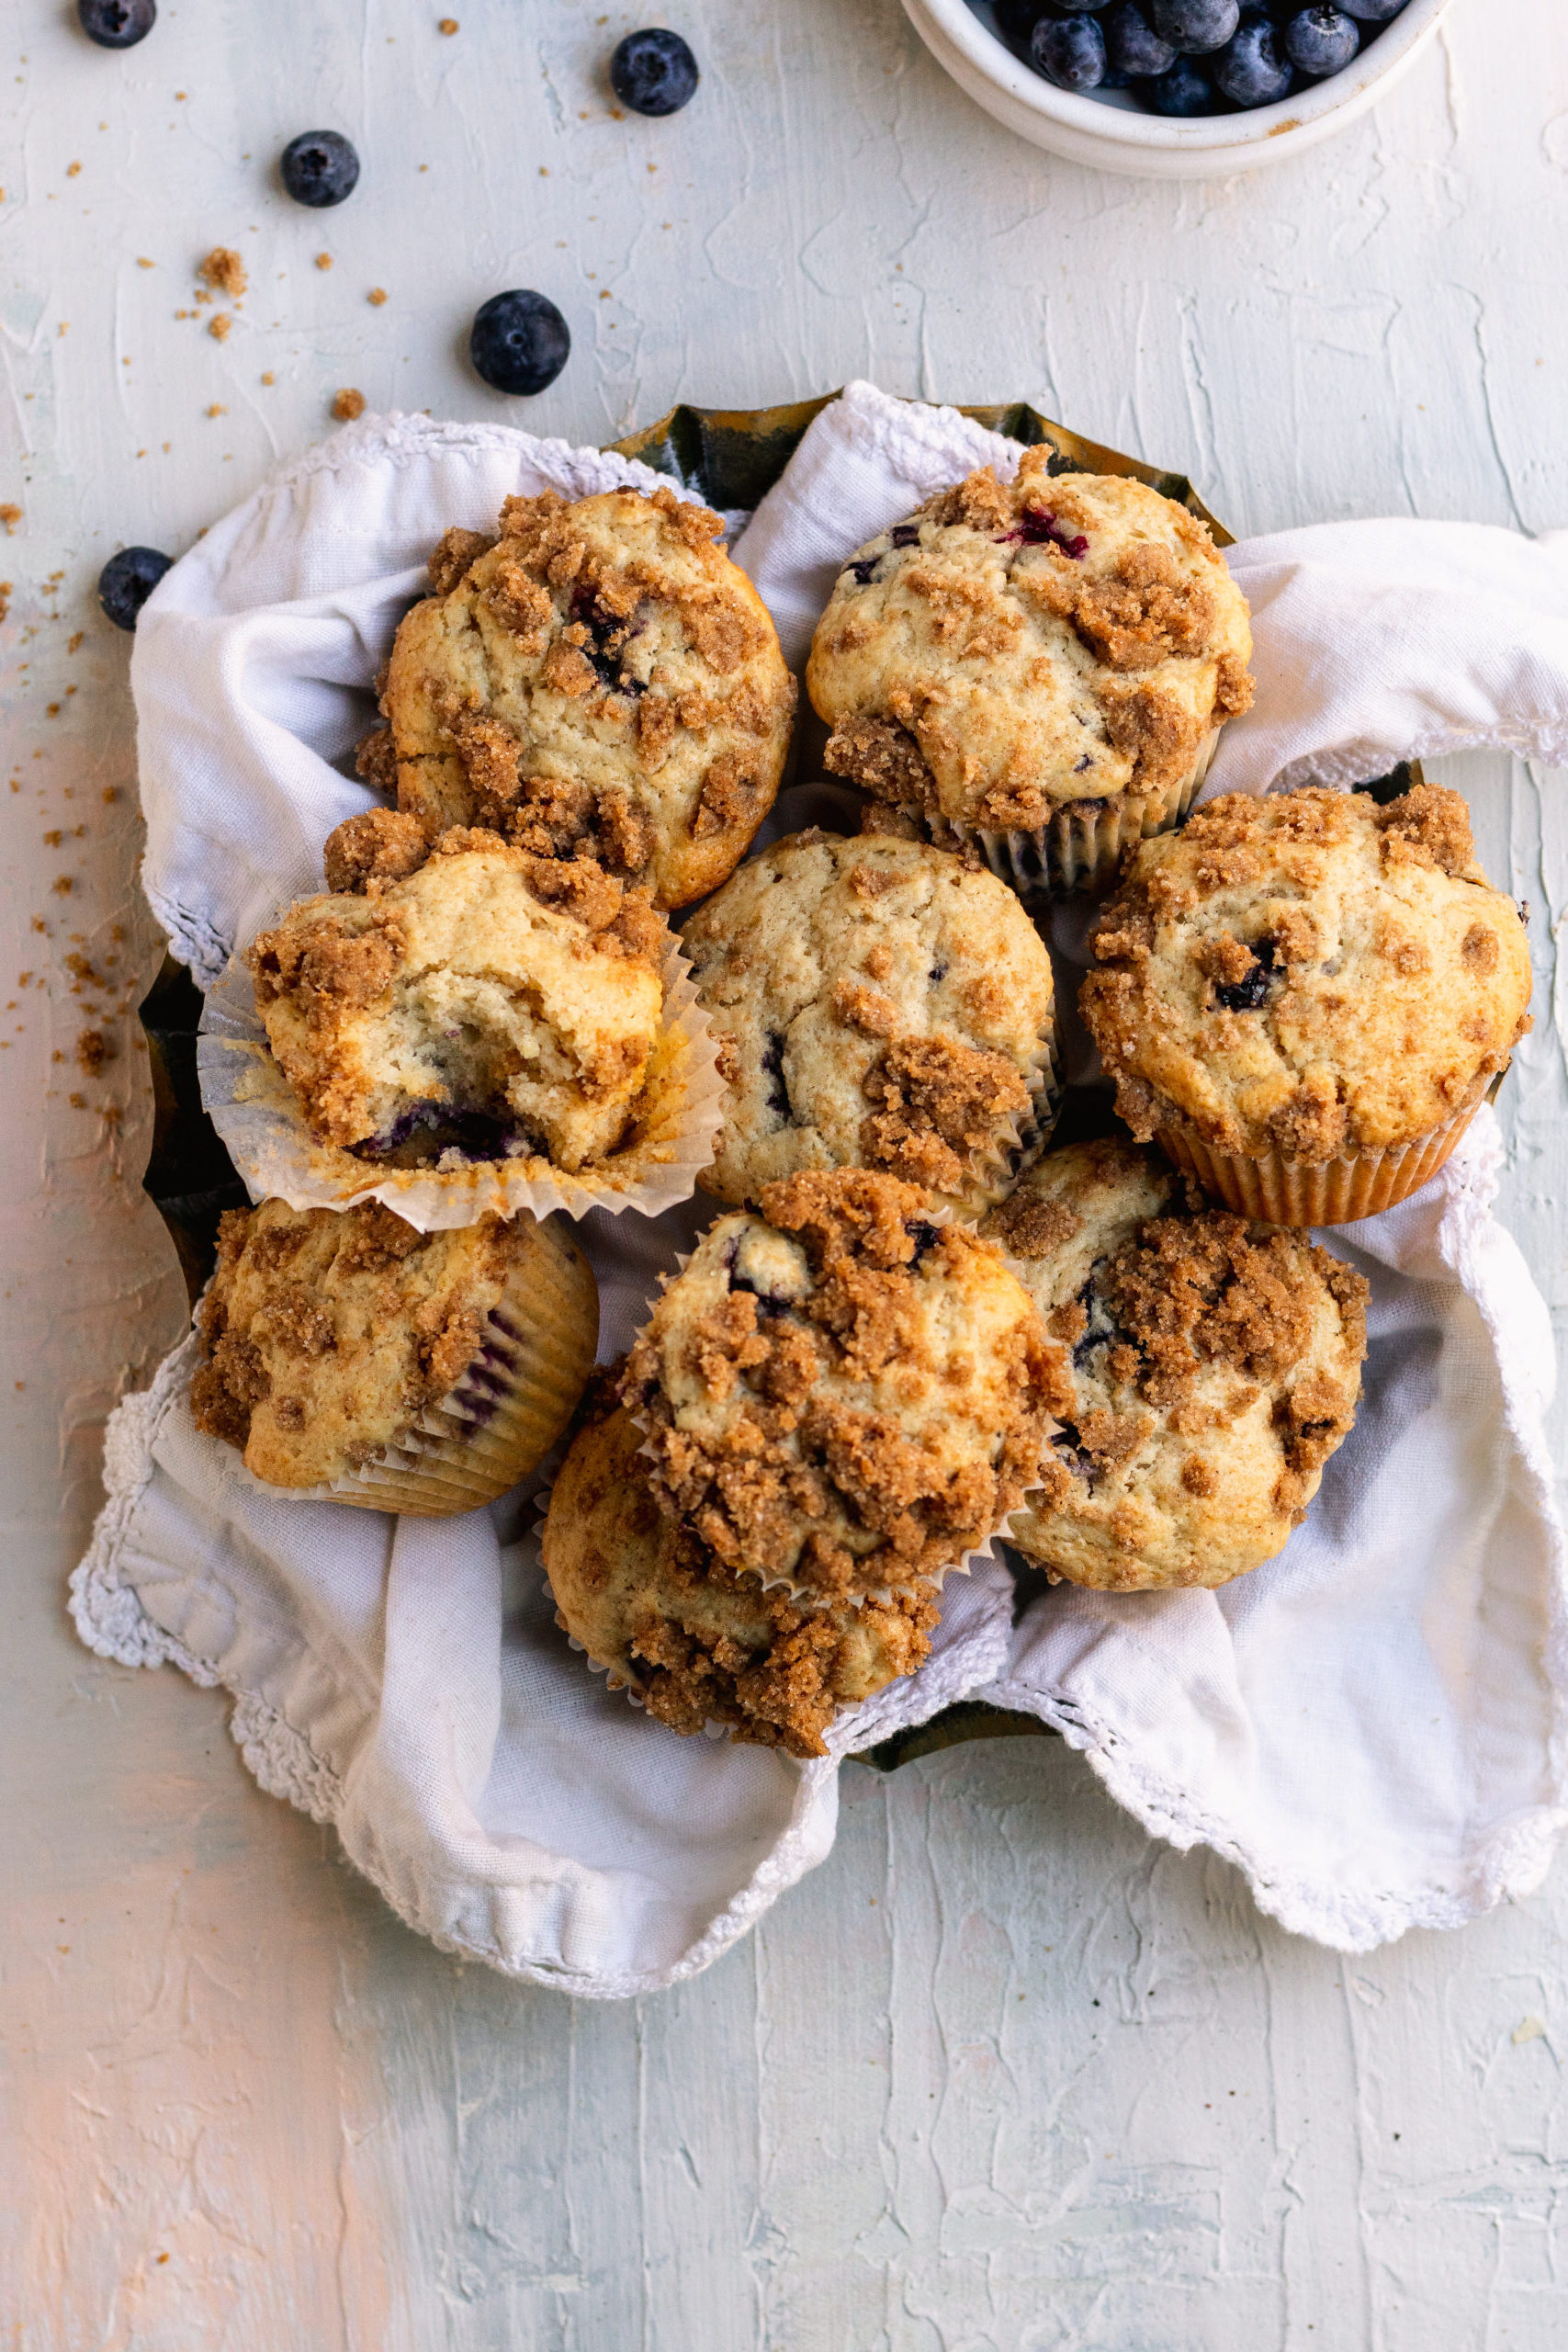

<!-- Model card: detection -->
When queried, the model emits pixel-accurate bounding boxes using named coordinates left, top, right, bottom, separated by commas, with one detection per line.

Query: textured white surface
left=6, top=0, right=1568, bottom=2342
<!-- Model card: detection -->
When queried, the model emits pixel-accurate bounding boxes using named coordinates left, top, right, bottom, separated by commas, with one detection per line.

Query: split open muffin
left=246, top=820, right=669, bottom=1174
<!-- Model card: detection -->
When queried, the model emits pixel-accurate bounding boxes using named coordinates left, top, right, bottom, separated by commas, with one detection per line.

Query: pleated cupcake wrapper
left=928, top=724, right=1220, bottom=903
left=620, top=1226, right=1057, bottom=1612
left=197, top=929, right=727, bottom=1233
left=220, top=1228, right=598, bottom=1518
left=1156, top=1071, right=1499, bottom=1227
left=942, top=1019, right=1064, bottom=1223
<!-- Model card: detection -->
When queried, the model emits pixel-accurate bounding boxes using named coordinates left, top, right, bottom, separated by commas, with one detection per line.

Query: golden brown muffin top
left=1079, top=785, right=1532, bottom=1161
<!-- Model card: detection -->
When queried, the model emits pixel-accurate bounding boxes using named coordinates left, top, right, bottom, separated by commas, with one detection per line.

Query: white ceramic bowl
left=902, top=0, right=1452, bottom=179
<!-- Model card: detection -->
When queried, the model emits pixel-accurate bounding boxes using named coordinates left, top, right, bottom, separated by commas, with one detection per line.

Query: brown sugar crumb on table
left=333, top=388, right=367, bottom=421
left=197, top=246, right=247, bottom=299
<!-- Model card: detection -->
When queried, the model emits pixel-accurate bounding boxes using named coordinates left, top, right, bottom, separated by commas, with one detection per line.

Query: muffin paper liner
left=1155, top=1072, right=1498, bottom=1227
left=197, top=930, right=726, bottom=1231
left=220, top=1218, right=599, bottom=1517
left=620, top=1227, right=1062, bottom=1611
left=942, top=1018, right=1063, bottom=1221
left=928, top=724, right=1220, bottom=901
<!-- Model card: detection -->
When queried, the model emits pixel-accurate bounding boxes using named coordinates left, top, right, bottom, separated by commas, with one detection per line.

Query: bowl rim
left=915, top=0, right=1452, bottom=154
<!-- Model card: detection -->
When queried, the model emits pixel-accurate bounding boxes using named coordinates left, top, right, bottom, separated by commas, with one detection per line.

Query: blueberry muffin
left=366, top=482, right=796, bottom=910
left=806, top=456, right=1253, bottom=894
left=681, top=830, right=1058, bottom=1216
left=1079, top=784, right=1533, bottom=1223
left=191, top=1196, right=598, bottom=1514
left=621, top=1167, right=1071, bottom=1604
left=985, top=1138, right=1369, bottom=1591
left=247, top=820, right=667, bottom=1172
left=542, top=1371, right=936, bottom=1758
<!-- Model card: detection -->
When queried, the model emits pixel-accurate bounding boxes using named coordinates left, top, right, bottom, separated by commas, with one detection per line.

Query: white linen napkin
left=79, top=387, right=1568, bottom=1990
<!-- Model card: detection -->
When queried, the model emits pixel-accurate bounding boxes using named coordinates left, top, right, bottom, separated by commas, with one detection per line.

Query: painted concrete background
left=4, top=2, right=1568, bottom=2344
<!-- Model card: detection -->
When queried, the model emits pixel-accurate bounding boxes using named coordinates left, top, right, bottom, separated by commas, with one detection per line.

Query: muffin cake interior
left=248, top=821, right=667, bottom=1171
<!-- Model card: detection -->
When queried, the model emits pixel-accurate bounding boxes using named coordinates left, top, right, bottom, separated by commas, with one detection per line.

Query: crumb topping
left=621, top=1169, right=1069, bottom=1602
left=198, top=246, right=247, bottom=298
left=860, top=1035, right=1031, bottom=1194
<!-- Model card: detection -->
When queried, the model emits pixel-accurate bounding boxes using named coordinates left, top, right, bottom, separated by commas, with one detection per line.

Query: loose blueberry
left=1152, top=0, right=1239, bottom=52
left=279, top=130, right=361, bottom=209
left=78, top=0, right=155, bottom=45
left=1213, top=18, right=1292, bottom=100
left=1106, top=1, right=1178, bottom=76
left=609, top=28, right=699, bottom=116
left=1143, top=54, right=1217, bottom=110
left=1283, top=4, right=1359, bottom=71
left=97, top=546, right=173, bottom=631
left=469, top=289, right=571, bottom=396
left=1339, top=0, right=1405, bottom=17
left=1031, top=14, right=1107, bottom=88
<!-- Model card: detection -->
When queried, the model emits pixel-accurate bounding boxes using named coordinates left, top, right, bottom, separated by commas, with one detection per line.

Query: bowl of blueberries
left=901, top=0, right=1449, bottom=176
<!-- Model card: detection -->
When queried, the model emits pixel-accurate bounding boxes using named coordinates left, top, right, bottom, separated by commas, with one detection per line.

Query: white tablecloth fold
left=81, top=386, right=1567, bottom=1989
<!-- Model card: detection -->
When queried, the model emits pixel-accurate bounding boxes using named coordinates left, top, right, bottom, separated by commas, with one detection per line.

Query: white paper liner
left=621, top=1216, right=1063, bottom=1611
left=197, top=929, right=727, bottom=1231
left=929, top=724, right=1221, bottom=901
left=216, top=1225, right=598, bottom=1516
left=947, top=1018, right=1063, bottom=1221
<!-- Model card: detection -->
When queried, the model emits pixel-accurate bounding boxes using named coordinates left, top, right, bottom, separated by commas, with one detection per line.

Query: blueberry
left=98, top=546, right=173, bottom=631
left=1339, top=0, right=1405, bottom=17
left=1152, top=0, right=1239, bottom=52
left=1144, top=54, right=1218, bottom=109
left=78, top=0, right=155, bottom=45
left=1106, top=2, right=1178, bottom=75
left=279, top=130, right=360, bottom=209
left=469, top=289, right=571, bottom=396
left=1284, top=5, right=1359, bottom=71
left=1213, top=18, right=1292, bottom=99
left=1213, top=937, right=1279, bottom=1012
left=1031, top=15, right=1107, bottom=89
left=609, top=28, right=699, bottom=116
